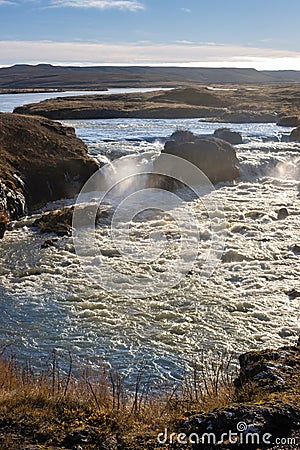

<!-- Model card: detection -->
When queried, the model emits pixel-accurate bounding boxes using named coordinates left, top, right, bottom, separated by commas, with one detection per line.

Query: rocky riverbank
left=12, top=84, right=300, bottom=122
left=183, top=342, right=300, bottom=449
left=0, top=112, right=98, bottom=237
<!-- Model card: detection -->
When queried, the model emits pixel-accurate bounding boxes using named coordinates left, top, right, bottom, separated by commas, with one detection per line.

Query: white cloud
left=181, top=7, right=191, bottom=13
left=49, top=0, right=144, bottom=11
left=0, top=0, right=16, bottom=4
left=1, top=40, right=300, bottom=70
left=175, top=40, right=195, bottom=45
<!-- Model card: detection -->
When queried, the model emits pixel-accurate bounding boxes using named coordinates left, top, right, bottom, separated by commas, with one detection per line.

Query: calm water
left=0, top=91, right=299, bottom=384
left=0, top=87, right=170, bottom=113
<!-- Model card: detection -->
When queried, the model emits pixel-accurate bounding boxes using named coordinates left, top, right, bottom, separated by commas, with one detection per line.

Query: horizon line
left=1, top=63, right=300, bottom=72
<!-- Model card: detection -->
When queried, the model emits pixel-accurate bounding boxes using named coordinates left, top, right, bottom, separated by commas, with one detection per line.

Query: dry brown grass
left=0, top=348, right=236, bottom=449
left=1, top=345, right=298, bottom=449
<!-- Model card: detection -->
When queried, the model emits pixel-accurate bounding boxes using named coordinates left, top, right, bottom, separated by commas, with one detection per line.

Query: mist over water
left=0, top=94, right=299, bottom=383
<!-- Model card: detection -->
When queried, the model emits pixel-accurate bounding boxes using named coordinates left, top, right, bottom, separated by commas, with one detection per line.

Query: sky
left=0, top=0, right=300, bottom=69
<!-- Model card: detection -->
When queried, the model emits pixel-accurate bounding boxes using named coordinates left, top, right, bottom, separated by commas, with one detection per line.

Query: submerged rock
left=221, top=249, right=249, bottom=263
left=41, top=237, right=59, bottom=248
left=0, top=113, right=98, bottom=237
left=292, top=244, right=300, bottom=253
left=213, top=127, right=243, bottom=144
left=287, top=289, right=300, bottom=299
left=162, top=130, right=240, bottom=184
left=263, top=135, right=280, bottom=142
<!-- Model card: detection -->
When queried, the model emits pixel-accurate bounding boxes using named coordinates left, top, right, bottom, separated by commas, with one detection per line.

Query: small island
left=13, top=85, right=300, bottom=122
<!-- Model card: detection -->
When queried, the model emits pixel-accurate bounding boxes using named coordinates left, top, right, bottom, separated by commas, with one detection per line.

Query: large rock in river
left=0, top=113, right=98, bottom=235
left=213, top=127, right=243, bottom=144
left=277, top=115, right=300, bottom=127
left=162, top=130, right=239, bottom=183
left=290, top=126, right=300, bottom=141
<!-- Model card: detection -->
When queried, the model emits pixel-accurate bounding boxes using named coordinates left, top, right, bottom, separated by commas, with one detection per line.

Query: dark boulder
left=183, top=403, right=300, bottom=449
left=290, top=126, right=300, bottom=142
left=287, top=289, right=300, bottom=299
left=168, top=129, right=196, bottom=143
left=277, top=115, right=300, bottom=127
left=162, top=131, right=239, bottom=184
left=213, top=127, right=243, bottom=144
left=292, top=244, right=300, bottom=253
left=277, top=207, right=289, bottom=220
left=0, top=113, right=98, bottom=237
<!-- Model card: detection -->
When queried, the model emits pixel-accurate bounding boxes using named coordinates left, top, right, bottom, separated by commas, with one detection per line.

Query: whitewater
left=0, top=91, right=299, bottom=384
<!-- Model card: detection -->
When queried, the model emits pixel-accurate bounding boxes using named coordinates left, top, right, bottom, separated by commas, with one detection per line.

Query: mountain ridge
left=1, top=64, right=300, bottom=89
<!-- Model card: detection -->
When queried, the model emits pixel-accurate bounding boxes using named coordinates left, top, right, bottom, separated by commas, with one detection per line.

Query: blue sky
left=0, top=0, right=300, bottom=68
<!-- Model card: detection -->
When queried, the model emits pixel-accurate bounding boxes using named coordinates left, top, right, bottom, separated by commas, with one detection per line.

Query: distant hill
left=1, top=64, right=300, bottom=90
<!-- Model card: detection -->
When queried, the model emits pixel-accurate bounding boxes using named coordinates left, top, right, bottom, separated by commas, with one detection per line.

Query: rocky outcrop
left=34, top=203, right=113, bottom=236
left=183, top=403, right=300, bottom=449
left=277, top=115, right=300, bottom=127
left=213, top=127, right=243, bottom=144
left=162, top=131, right=240, bottom=183
left=213, top=111, right=277, bottom=123
left=34, top=206, right=75, bottom=236
left=0, top=113, right=98, bottom=235
left=235, top=345, right=300, bottom=393
left=182, top=344, right=300, bottom=449
left=290, top=126, right=300, bottom=141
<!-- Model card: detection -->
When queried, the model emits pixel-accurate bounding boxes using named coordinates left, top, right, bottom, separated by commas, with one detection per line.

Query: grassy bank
left=0, top=343, right=299, bottom=449
left=0, top=348, right=236, bottom=449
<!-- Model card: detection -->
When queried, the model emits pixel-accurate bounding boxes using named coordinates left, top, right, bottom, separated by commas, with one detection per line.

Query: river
left=0, top=90, right=299, bottom=384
